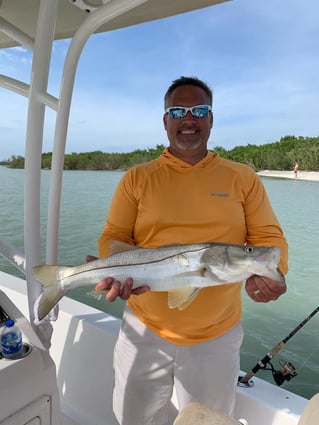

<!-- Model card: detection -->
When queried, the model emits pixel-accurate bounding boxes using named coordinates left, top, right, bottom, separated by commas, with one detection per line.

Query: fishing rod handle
left=239, top=354, right=271, bottom=384
left=239, top=344, right=283, bottom=385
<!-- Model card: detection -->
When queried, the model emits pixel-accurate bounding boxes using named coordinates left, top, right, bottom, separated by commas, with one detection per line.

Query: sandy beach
left=257, top=170, right=319, bottom=182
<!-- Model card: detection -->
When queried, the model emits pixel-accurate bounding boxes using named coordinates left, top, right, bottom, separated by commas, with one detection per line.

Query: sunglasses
left=165, top=104, right=212, bottom=120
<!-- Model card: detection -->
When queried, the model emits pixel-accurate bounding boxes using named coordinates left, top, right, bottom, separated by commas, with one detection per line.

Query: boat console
left=0, top=290, right=60, bottom=425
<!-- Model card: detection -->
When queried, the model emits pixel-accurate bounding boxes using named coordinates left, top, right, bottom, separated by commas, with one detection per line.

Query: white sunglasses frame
left=165, top=104, right=212, bottom=119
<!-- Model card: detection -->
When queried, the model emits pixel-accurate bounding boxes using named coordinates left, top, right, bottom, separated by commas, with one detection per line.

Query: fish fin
left=168, top=287, right=202, bottom=310
left=109, top=239, right=137, bottom=254
left=33, top=265, right=69, bottom=320
left=177, top=288, right=202, bottom=310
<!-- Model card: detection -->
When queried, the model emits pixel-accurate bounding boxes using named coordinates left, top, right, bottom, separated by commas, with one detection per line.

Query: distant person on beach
left=294, top=162, right=299, bottom=178
left=95, top=76, right=288, bottom=425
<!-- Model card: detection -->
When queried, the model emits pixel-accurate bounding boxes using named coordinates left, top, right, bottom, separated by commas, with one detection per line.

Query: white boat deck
left=0, top=271, right=308, bottom=425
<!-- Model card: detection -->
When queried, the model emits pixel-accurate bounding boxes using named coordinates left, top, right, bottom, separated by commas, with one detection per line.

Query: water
left=0, top=165, right=318, bottom=398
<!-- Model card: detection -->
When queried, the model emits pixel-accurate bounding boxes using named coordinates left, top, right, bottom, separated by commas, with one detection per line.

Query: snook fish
left=33, top=241, right=283, bottom=320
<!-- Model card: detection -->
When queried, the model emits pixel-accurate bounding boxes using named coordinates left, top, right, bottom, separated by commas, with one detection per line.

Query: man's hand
left=95, top=277, right=150, bottom=301
left=245, top=275, right=286, bottom=303
left=86, top=255, right=150, bottom=302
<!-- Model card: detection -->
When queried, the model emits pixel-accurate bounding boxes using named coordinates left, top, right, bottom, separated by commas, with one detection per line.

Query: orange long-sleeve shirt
left=98, top=149, right=288, bottom=345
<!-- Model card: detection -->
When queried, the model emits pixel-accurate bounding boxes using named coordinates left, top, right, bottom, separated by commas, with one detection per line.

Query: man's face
left=163, top=85, right=213, bottom=161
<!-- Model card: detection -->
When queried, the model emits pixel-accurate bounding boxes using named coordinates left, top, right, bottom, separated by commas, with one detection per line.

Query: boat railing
left=0, top=0, right=148, bottom=347
left=0, top=237, right=26, bottom=273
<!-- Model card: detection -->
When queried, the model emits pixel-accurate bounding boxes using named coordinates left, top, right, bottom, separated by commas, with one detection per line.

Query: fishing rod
left=239, top=305, right=319, bottom=387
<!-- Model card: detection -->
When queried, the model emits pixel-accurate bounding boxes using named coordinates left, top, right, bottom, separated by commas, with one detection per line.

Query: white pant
left=113, top=306, right=243, bottom=425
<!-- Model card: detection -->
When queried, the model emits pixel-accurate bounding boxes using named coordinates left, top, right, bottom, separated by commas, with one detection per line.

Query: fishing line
left=297, top=336, right=319, bottom=375
left=239, top=305, right=319, bottom=386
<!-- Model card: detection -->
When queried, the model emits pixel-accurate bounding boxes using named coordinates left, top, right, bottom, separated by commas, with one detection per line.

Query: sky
left=0, top=0, right=318, bottom=160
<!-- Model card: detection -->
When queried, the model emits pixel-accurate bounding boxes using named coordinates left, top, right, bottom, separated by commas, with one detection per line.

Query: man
left=96, top=76, right=287, bottom=425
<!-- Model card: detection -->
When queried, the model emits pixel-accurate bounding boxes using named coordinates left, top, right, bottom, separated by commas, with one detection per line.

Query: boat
left=0, top=1, right=318, bottom=424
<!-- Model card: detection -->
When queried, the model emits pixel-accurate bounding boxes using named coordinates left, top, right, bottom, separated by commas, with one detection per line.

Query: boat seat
left=173, top=403, right=246, bottom=425
left=298, top=393, right=319, bottom=425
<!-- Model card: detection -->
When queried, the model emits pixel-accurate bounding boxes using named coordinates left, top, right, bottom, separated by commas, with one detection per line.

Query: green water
left=0, top=166, right=318, bottom=399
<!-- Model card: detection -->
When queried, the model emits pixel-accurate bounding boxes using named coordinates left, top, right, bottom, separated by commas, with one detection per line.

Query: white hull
left=0, top=271, right=308, bottom=425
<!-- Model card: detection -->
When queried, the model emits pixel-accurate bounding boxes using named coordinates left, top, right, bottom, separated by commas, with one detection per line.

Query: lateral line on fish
left=56, top=248, right=208, bottom=279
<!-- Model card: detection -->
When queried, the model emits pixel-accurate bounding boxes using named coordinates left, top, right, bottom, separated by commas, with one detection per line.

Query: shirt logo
left=210, top=193, right=230, bottom=198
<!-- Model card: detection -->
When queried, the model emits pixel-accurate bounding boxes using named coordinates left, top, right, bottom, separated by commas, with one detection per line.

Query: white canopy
left=0, top=0, right=229, bottom=49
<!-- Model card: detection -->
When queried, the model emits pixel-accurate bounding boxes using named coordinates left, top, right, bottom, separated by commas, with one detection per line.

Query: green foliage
left=216, top=136, right=319, bottom=171
left=7, top=155, right=25, bottom=168
left=5, top=137, right=319, bottom=171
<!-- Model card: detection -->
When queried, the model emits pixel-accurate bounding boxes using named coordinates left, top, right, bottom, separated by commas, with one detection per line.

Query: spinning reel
left=239, top=305, right=319, bottom=388
left=271, top=359, right=298, bottom=386
left=238, top=357, right=297, bottom=388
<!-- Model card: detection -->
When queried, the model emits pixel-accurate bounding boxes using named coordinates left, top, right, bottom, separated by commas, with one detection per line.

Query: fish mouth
left=270, top=248, right=281, bottom=264
left=258, top=247, right=280, bottom=264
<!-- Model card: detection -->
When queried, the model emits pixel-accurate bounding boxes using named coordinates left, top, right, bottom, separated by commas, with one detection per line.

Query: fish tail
left=33, top=265, right=69, bottom=320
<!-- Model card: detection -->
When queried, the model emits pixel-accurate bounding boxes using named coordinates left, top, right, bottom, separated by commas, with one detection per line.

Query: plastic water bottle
left=1, top=319, right=23, bottom=359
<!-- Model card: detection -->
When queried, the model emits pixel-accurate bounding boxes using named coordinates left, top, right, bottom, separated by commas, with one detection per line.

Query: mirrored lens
left=192, top=106, right=210, bottom=118
left=168, top=108, right=187, bottom=119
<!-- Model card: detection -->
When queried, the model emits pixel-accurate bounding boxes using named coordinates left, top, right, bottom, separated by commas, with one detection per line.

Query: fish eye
left=245, top=247, right=254, bottom=254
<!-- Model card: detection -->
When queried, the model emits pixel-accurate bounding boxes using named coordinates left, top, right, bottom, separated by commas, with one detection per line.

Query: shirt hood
left=158, top=148, right=220, bottom=171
